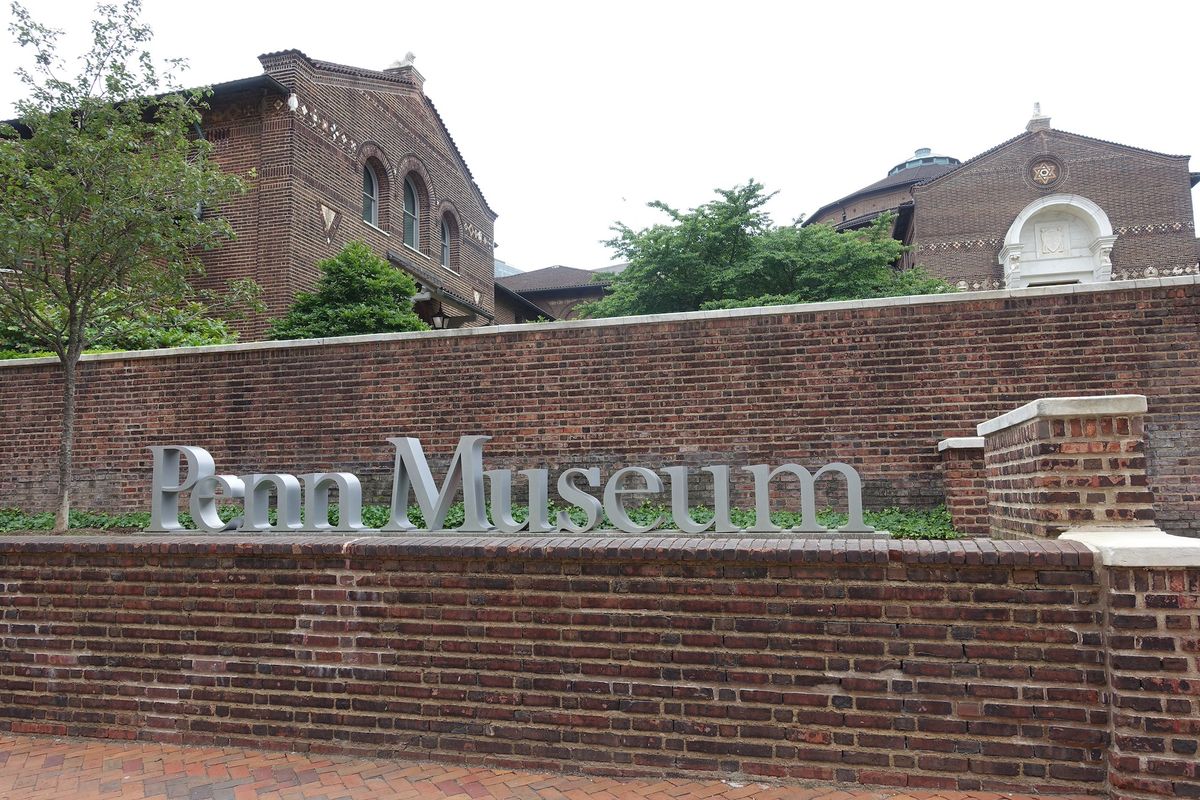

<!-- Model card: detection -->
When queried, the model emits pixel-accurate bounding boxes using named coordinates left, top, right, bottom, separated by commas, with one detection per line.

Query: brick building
left=194, top=50, right=514, bottom=338
left=809, top=110, right=1199, bottom=290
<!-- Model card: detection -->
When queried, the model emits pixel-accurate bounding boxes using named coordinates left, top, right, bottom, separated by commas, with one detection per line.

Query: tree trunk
left=54, top=353, right=79, bottom=533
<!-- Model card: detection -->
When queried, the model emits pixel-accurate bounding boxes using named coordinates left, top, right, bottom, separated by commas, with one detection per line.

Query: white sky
left=3, top=0, right=1198, bottom=272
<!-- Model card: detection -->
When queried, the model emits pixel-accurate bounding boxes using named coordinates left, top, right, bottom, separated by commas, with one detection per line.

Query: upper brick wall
left=0, top=278, right=1198, bottom=536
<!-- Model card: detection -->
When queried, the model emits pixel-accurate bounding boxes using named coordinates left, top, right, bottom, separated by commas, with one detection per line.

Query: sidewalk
left=0, top=733, right=1097, bottom=800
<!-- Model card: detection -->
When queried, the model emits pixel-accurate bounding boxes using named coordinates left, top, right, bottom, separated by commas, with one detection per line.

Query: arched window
left=362, top=164, right=379, bottom=225
left=439, top=212, right=460, bottom=272
left=403, top=178, right=419, bottom=249
left=441, top=218, right=452, bottom=269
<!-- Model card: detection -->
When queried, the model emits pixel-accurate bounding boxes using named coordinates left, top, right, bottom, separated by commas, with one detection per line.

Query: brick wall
left=0, top=535, right=1109, bottom=795
left=1104, top=567, right=1200, bottom=800
left=2, top=278, right=1199, bottom=536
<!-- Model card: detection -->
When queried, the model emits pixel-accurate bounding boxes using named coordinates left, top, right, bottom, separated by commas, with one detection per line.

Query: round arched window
left=362, top=164, right=379, bottom=225
left=403, top=178, right=419, bottom=249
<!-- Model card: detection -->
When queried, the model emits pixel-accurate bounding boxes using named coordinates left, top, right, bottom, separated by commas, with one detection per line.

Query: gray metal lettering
left=190, top=474, right=245, bottom=532
left=556, top=467, right=601, bottom=533
left=148, top=445, right=215, bottom=532
left=243, top=473, right=303, bottom=532
left=813, top=463, right=875, bottom=533
left=521, top=469, right=557, bottom=533
left=300, top=472, right=364, bottom=532
left=485, top=469, right=525, bottom=534
left=603, top=467, right=663, bottom=534
left=384, top=435, right=492, bottom=532
left=744, top=463, right=824, bottom=533
left=662, top=465, right=738, bottom=534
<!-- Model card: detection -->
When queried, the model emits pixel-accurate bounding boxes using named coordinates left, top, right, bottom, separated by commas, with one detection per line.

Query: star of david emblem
left=1032, top=161, right=1058, bottom=185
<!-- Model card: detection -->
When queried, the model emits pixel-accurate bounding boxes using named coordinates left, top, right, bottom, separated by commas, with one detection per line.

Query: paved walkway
left=0, top=733, right=1096, bottom=800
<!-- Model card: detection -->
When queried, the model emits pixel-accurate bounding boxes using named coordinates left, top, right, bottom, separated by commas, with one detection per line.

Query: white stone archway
left=999, top=194, right=1118, bottom=288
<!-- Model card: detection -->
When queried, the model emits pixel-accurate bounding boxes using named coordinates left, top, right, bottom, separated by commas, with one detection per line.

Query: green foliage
left=0, top=0, right=248, bottom=360
left=0, top=300, right=242, bottom=356
left=89, top=302, right=239, bottom=350
left=579, top=181, right=955, bottom=318
left=0, top=503, right=962, bottom=539
left=267, top=242, right=429, bottom=340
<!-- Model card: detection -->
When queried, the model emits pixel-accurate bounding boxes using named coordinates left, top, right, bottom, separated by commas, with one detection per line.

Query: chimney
left=384, top=52, right=425, bottom=92
left=1026, top=102, right=1051, bottom=132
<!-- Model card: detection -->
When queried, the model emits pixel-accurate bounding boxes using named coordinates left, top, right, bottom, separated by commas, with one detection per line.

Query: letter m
left=384, top=435, right=492, bottom=532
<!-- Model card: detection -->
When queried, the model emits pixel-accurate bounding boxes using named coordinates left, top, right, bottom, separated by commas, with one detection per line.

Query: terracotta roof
left=494, top=282, right=555, bottom=320
left=386, top=249, right=493, bottom=321
left=497, top=265, right=615, bottom=292
left=807, top=163, right=956, bottom=226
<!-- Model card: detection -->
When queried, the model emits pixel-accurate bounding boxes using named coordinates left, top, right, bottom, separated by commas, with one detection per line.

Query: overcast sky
left=3, top=1, right=1197, bottom=272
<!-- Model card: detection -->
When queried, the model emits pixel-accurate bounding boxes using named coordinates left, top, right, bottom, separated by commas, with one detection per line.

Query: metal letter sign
left=145, top=437, right=876, bottom=536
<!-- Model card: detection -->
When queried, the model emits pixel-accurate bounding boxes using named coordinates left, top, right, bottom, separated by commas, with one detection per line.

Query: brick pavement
left=0, top=734, right=1099, bottom=800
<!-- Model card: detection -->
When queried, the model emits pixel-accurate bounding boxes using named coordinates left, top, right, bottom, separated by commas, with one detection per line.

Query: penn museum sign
left=147, top=436, right=878, bottom=537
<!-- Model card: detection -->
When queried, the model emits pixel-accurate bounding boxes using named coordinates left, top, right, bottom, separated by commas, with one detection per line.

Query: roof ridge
left=423, top=95, right=496, bottom=219
left=914, top=128, right=1191, bottom=192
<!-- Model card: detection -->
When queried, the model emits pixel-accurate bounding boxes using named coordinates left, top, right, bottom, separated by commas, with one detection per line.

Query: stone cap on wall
left=937, top=436, right=985, bottom=452
left=1061, top=527, right=1200, bottom=566
left=977, top=394, right=1148, bottom=437
left=1, top=275, right=1197, bottom=369
left=0, top=533, right=1095, bottom=566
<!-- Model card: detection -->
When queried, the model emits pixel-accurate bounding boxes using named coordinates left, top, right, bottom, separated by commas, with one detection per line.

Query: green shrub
left=1, top=503, right=962, bottom=539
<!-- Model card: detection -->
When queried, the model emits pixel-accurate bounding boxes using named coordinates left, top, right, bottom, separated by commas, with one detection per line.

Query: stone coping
left=0, top=533, right=1094, bottom=566
left=1061, top=527, right=1200, bottom=567
left=976, top=394, right=1148, bottom=436
left=937, top=436, right=985, bottom=452
left=1, top=274, right=1195, bottom=369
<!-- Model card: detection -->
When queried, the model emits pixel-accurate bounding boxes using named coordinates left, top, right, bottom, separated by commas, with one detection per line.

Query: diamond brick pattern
left=0, top=733, right=1098, bottom=800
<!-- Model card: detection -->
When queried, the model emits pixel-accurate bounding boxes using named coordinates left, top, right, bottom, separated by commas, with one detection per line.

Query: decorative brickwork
left=1104, top=567, right=1200, bottom=800
left=938, top=439, right=988, bottom=536
left=0, top=535, right=1109, bottom=795
left=2, top=279, right=1200, bottom=536
left=980, top=398, right=1154, bottom=539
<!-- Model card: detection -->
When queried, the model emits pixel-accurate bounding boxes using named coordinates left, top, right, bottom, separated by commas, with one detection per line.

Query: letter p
left=147, top=446, right=215, bottom=532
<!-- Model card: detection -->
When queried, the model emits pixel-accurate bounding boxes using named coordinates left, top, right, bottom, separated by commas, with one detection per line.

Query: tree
left=579, top=181, right=954, bottom=318
left=0, top=0, right=247, bottom=529
left=1, top=301, right=240, bottom=357
left=267, top=242, right=429, bottom=340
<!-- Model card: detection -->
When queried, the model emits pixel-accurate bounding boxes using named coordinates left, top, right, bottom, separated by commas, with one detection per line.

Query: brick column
left=1062, top=530, right=1200, bottom=800
left=978, top=395, right=1154, bottom=539
left=937, top=437, right=988, bottom=536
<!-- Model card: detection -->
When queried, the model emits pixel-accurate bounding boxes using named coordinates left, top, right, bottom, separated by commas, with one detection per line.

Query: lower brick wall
left=0, top=535, right=1109, bottom=795
left=1105, top=567, right=1200, bottom=800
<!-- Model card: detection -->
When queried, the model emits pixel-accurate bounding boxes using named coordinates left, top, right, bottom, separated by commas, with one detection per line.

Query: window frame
left=362, top=163, right=380, bottom=226
left=403, top=177, right=419, bottom=250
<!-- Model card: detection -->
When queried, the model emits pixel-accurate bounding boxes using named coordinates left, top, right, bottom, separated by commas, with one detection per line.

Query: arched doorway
left=998, top=194, right=1118, bottom=288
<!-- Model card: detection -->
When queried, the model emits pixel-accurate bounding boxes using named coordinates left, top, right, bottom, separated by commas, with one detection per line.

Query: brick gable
left=909, top=130, right=1196, bottom=288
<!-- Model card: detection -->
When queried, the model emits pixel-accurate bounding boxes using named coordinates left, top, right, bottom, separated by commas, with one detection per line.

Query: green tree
left=579, top=181, right=953, bottom=318
left=267, top=242, right=429, bottom=340
left=0, top=0, right=248, bottom=529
